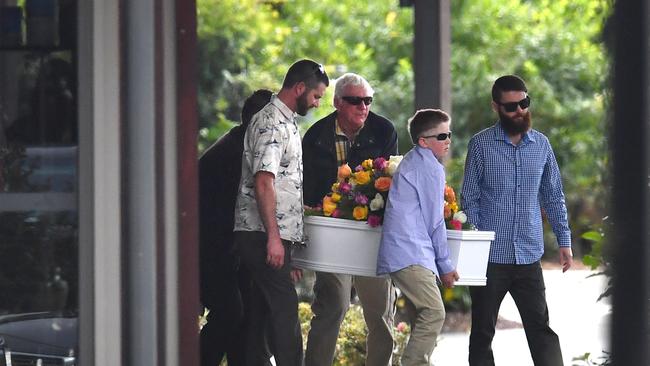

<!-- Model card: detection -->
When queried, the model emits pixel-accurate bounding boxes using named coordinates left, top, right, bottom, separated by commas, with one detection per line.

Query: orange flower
left=354, top=170, right=371, bottom=185
left=352, top=205, right=369, bottom=220
left=444, top=203, right=452, bottom=219
left=337, top=164, right=352, bottom=181
left=444, top=184, right=456, bottom=203
left=374, top=176, right=392, bottom=192
left=323, top=196, right=337, bottom=216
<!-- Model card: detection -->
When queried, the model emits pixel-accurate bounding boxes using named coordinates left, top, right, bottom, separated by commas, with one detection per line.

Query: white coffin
left=292, top=216, right=382, bottom=277
left=292, top=216, right=494, bottom=285
left=446, top=229, right=495, bottom=286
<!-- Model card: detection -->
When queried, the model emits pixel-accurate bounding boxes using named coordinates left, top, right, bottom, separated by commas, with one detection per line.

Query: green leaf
left=581, top=230, right=603, bottom=243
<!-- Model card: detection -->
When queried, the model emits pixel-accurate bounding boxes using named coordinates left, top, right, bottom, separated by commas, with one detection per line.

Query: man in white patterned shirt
left=234, top=59, right=329, bottom=366
left=461, top=75, right=573, bottom=366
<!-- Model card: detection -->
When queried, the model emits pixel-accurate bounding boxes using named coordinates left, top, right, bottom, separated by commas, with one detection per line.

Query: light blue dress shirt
left=376, top=146, right=454, bottom=276
left=461, top=122, right=572, bottom=265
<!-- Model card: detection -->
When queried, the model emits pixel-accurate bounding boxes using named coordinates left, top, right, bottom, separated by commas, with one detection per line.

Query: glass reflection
left=0, top=2, right=78, bottom=361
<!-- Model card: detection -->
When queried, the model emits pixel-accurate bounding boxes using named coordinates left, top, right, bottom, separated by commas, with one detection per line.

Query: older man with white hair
left=302, top=73, right=398, bottom=366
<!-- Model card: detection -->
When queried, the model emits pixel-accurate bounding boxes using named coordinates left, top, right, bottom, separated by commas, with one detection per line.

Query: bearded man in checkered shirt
left=461, top=75, right=573, bottom=366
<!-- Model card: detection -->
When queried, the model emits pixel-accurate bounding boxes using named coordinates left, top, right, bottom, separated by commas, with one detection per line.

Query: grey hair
left=333, top=73, right=375, bottom=100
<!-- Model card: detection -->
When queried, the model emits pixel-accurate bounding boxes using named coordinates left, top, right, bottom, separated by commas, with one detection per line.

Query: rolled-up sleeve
left=461, top=137, right=483, bottom=229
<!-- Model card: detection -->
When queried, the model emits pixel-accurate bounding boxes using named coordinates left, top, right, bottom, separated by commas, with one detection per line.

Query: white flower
left=369, top=193, right=385, bottom=211
left=386, top=155, right=403, bottom=176
left=453, top=210, right=467, bottom=224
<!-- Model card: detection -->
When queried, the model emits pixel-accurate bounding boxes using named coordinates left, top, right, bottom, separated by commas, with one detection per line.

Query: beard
left=498, top=109, right=532, bottom=135
left=296, top=91, right=310, bottom=116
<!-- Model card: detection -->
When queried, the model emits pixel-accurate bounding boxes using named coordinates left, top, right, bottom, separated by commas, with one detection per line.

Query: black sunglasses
left=341, top=96, right=373, bottom=106
left=496, top=96, right=531, bottom=112
left=420, top=131, right=452, bottom=141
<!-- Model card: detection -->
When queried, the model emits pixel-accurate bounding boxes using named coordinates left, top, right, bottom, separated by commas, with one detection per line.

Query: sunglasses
left=341, top=96, right=373, bottom=106
left=420, top=131, right=452, bottom=141
left=496, top=96, right=531, bottom=112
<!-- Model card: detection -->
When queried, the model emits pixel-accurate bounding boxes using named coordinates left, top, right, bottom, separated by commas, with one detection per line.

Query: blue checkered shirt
left=461, top=122, right=572, bottom=264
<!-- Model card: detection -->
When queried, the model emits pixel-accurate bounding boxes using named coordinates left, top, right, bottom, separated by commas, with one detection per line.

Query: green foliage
left=198, top=0, right=613, bottom=305
left=450, top=0, right=612, bottom=256
left=581, top=217, right=613, bottom=302
left=299, top=302, right=411, bottom=365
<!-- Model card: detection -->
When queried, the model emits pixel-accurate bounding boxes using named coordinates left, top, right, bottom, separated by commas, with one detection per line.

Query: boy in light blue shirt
left=377, top=109, right=459, bottom=366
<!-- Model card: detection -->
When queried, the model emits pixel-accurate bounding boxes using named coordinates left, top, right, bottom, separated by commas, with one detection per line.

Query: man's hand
left=440, top=270, right=460, bottom=288
left=290, top=268, right=303, bottom=283
left=266, top=237, right=285, bottom=269
left=559, top=247, right=573, bottom=273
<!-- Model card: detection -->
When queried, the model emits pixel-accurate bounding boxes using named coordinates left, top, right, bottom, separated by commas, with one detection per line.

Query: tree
left=197, top=0, right=613, bottom=255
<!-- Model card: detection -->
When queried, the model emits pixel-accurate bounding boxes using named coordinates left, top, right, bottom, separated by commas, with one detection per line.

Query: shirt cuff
left=436, top=258, right=455, bottom=275
left=557, top=233, right=572, bottom=248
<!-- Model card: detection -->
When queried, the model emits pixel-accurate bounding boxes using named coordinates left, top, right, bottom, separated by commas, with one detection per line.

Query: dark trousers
left=200, top=262, right=271, bottom=366
left=469, top=261, right=563, bottom=366
left=199, top=250, right=246, bottom=366
left=235, top=230, right=303, bottom=366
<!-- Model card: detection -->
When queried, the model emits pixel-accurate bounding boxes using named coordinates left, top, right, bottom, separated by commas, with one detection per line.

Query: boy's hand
left=290, top=268, right=303, bottom=283
left=441, top=270, right=460, bottom=288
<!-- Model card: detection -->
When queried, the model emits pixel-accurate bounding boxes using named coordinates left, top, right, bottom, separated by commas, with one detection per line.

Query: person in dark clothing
left=302, top=73, right=398, bottom=366
left=199, top=89, right=273, bottom=366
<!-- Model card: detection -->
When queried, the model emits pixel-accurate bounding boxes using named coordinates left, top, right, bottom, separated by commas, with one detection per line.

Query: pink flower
left=331, top=209, right=342, bottom=218
left=367, top=214, right=382, bottom=227
left=373, top=157, right=388, bottom=171
left=450, top=219, right=462, bottom=230
left=397, top=322, right=408, bottom=333
left=355, top=193, right=369, bottom=205
left=355, top=164, right=364, bottom=172
left=339, top=182, right=352, bottom=194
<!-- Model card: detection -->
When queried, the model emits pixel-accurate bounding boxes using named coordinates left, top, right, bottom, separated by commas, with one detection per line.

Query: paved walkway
left=431, top=268, right=611, bottom=365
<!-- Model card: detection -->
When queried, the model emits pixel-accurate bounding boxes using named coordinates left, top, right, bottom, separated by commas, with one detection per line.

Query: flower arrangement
left=444, top=184, right=474, bottom=230
left=306, top=156, right=403, bottom=227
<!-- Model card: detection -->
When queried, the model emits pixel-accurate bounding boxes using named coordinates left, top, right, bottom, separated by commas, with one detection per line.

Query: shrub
left=299, top=302, right=411, bottom=365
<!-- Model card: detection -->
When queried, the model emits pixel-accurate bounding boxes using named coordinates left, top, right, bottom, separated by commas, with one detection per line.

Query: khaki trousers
left=390, top=265, right=445, bottom=366
left=305, top=272, right=396, bottom=366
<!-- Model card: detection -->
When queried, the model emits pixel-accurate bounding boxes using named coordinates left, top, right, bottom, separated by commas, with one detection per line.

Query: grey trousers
left=305, top=272, right=396, bottom=366
left=390, top=265, right=445, bottom=366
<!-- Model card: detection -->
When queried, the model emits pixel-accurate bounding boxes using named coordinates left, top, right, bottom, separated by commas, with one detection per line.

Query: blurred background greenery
left=198, top=0, right=613, bottom=313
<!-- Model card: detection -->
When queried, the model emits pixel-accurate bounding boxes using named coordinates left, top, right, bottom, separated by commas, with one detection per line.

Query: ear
left=294, top=81, right=306, bottom=97
left=416, top=137, right=427, bottom=148
left=491, top=101, right=499, bottom=113
left=333, top=96, right=342, bottom=109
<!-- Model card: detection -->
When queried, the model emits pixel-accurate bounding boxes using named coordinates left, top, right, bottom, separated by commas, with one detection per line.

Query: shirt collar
left=270, top=94, right=297, bottom=123
left=335, top=115, right=364, bottom=141
left=494, top=121, right=536, bottom=144
left=414, top=145, right=442, bottom=166
left=335, top=118, right=347, bottom=138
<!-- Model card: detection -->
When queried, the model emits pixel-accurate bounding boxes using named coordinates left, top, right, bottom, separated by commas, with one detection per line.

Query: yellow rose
left=354, top=170, right=371, bottom=185
left=352, top=205, right=369, bottom=220
left=323, top=196, right=337, bottom=216
left=337, top=164, right=352, bottom=181
left=331, top=192, right=341, bottom=202
left=331, top=182, right=340, bottom=193
left=361, top=159, right=374, bottom=170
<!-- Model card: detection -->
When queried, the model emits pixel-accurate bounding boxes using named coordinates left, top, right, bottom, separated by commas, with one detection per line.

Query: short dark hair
left=281, top=59, right=330, bottom=90
left=408, top=109, right=450, bottom=144
left=492, top=75, right=528, bottom=102
left=241, top=89, right=272, bottom=128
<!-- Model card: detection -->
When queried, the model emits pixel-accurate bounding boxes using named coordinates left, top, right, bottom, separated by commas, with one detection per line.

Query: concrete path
left=431, top=268, right=611, bottom=365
